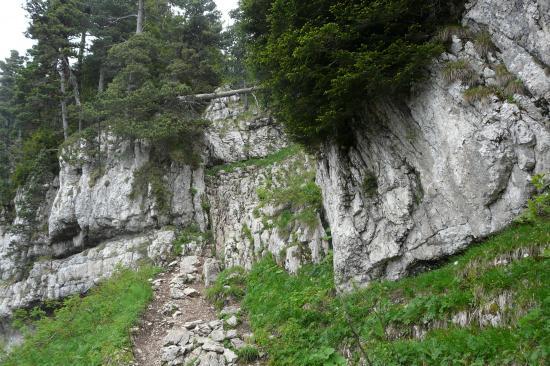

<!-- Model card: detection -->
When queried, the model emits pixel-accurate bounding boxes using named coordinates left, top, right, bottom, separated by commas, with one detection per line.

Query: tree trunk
left=65, top=58, right=83, bottom=132
left=78, top=30, right=86, bottom=73
left=136, top=0, right=144, bottom=34
left=178, top=86, right=259, bottom=101
left=58, top=62, right=69, bottom=140
left=98, top=65, right=105, bottom=92
left=243, top=80, right=249, bottom=110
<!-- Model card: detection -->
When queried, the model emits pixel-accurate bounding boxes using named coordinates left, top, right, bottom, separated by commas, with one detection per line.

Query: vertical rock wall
left=316, top=0, right=550, bottom=290
left=204, top=95, right=329, bottom=273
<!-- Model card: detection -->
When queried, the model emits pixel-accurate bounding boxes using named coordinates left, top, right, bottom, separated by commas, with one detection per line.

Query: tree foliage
left=0, top=0, right=225, bottom=212
left=238, top=0, right=465, bottom=145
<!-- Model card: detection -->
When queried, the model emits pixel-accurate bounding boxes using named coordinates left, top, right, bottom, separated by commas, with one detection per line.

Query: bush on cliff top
left=1, top=266, right=159, bottom=366
left=237, top=0, right=465, bottom=145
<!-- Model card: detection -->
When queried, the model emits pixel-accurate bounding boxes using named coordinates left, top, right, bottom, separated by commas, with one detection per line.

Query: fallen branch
left=178, top=86, right=260, bottom=102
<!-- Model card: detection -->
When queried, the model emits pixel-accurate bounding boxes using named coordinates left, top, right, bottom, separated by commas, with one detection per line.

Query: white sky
left=0, top=0, right=239, bottom=61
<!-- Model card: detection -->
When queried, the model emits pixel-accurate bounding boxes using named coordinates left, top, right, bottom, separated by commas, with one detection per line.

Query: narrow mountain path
left=132, top=255, right=261, bottom=366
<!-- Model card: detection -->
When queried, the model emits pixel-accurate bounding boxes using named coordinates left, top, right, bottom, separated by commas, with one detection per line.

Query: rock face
left=49, top=134, right=207, bottom=244
left=0, top=130, right=208, bottom=322
left=317, top=0, right=550, bottom=290
left=464, top=0, right=550, bottom=100
left=0, top=229, right=174, bottom=317
left=0, top=0, right=548, bottom=345
left=204, top=95, right=288, bottom=164
left=205, top=96, right=329, bottom=273
left=0, top=93, right=326, bottom=333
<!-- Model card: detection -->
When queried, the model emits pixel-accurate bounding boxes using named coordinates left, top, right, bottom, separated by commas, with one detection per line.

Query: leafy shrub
left=3, top=266, right=159, bottom=366
left=206, top=266, right=248, bottom=310
left=516, top=173, right=550, bottom=224
left=442, top=59, right=477, bottom=85
left=239, top=0, right=465, bottom=145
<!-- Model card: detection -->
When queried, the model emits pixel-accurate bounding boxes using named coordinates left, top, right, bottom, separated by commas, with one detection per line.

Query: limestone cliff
left=0, top=0, right=548, bottom=346
left=0, top=93, right=327, bottom=328
left=317, top=0, right=550, bottom=290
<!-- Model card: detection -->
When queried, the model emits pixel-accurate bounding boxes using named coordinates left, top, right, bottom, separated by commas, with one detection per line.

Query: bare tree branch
left=178, top=87, right=260, bottom=102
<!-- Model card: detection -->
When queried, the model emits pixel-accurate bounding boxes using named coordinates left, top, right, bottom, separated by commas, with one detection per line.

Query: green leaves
left=3, top=266, right=160, bottom=366
left=243, top=217, right=549, bottom=365
left=240, top=0, right=464, bottom=145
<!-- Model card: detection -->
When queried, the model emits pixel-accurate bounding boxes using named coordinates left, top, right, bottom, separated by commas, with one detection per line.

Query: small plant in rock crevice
left=463, top=85, right=495, bottom=103
left=362, top=171, right=379, bottom=198
left=474, top=30, right=496, bottom=59
left=516, top=173, right=550, bottom=224
left=172, top=225, right=205, bottom=257
left=129, top=162, right=171, bottom=215
left=434, top=25, right=472, bottom=47
left=255, top=154, right=323, bottom=237
left=442, top=59, right=477, bottom=86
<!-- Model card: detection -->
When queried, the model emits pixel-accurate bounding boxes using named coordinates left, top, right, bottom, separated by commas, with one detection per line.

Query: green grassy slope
left=243, top=218, right=549, bottom=365
left=1, top=266, right=159, bottom=366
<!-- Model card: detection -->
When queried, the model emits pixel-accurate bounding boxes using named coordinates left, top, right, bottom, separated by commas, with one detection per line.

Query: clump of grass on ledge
left=443, top=59, right=477, bottom=86
left=206, top=266, right=248, bottom=310
left=494, top=64, right=526, bottom=98
left=2, top=266, right=159, bottom=366
left=495, top=64, right=515, bottom=86
left=206, top=145, right=300, bottom=176
left=236, top=345, right=261, bottom=362
left=434, top=25, right=471, bottom=45
left=463, top=85, right=495, bottom=103
left=256, top=160, right=323, bottom=234
left=243, top=198, right=549, bottom=365
left=474, top=30, right=496, bottom=59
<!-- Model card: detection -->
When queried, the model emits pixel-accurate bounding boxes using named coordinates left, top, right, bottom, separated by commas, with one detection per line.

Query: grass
left=442, top=60, right=477, bottom=86
left=463, top=85, right=495, bottom=103
left=206, top=266, right=248, bottom=310
left=237, top=345, right=261, bottom=362
left=256, top=158, right=323, bottom=234
left=1, top=266, right=159, bottom=366
left=474, top=30, right=496, bottom=59
left=172, top=225, right=204, bottom=256
left=242, top=212, right=549, bottom=365
left=206, top=145, right=300, bottom=176
left=434, top=25, right=471, bottom=45
left=495, top=64, right=515, bottom=86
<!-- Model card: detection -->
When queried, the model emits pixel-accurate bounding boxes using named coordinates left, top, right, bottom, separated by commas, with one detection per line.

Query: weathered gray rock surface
left=1, top=0, right=548, bottom=348
left=207, top=151, right=329, bottom=273
left=464, top=0, right=550, bottom=99
left=0, top=229, right=174, bottom=317
left=204, top=95, right=288, bottom=164
left=49, top=134, right=207, bottom=244
left=317, top=0, right=550, bottom=290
